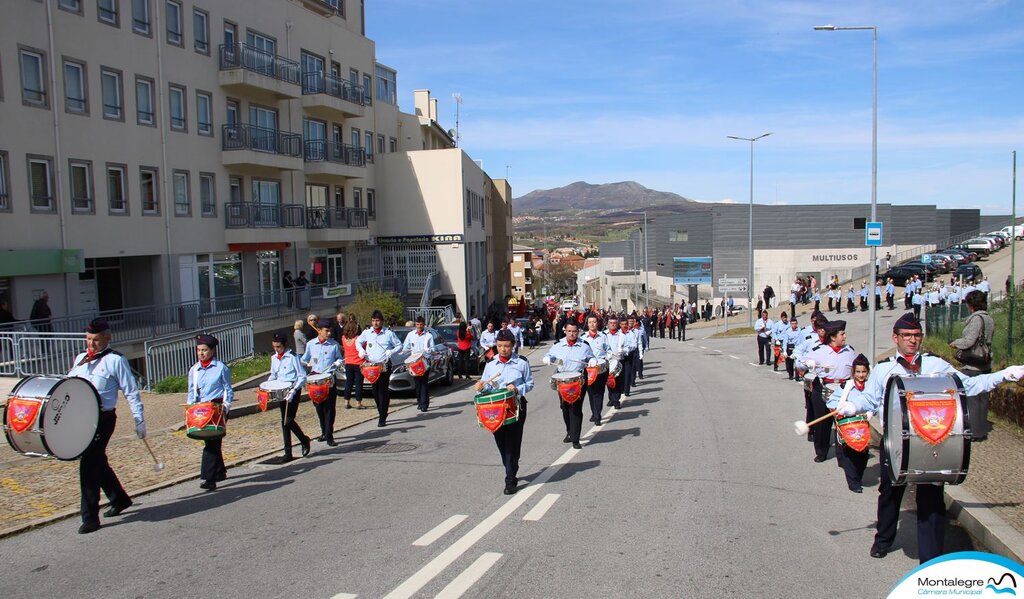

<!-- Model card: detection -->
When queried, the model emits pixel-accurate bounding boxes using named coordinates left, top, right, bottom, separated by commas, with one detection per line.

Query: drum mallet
left=794, top=380, right=853, bottom=436
left=141, top=438, right=166, bottom=472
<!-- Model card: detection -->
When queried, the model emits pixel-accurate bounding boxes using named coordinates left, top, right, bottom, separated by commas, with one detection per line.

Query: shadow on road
left=523, top=459, right=601, bottom=485
left=587, top=427, right=641, bottom=446
left=607, top=409, right=649, bottom=423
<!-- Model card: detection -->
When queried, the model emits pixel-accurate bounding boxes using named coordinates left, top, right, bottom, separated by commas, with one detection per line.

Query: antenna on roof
left=452, top=93, right=463, bottom=147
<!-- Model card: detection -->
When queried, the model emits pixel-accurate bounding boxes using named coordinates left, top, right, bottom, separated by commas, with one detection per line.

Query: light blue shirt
left=885, top=283, right=896, bottom=295
left=977, top=280, right=990, bottom=292
left=544, top=339, right=595, bottom=374
left=402, top=329, right=435, bottom=368
left=268, top=349, right=306, bottom=394
left=802, top=343, right=858, bottom=381
left=846, top=289, right=856, bottom=301
left=580, top=330, right=611, bottom=359
left=479, top=354, right=535, bottom=398
left=754, top=318, right=773, bottom=338
left=356, top=327, right=402, bottom=363
left=859, top=287, right=869, bottom=298
left=479, top=329, right=498, bottom=350
left=302, top=338, right=343, bottom=374
left=771, top=319, right=790, bottom=342
left=69, top=349, right=144, bottom=419
left=780, top=326, right=803, bottom=347
left=187, top=359, right=234, bottom=409
left=604, top=329, right=635, bottom=355
left=506, top=324, right=524, bottom=348
left=792, top=332, right=821, bottom=365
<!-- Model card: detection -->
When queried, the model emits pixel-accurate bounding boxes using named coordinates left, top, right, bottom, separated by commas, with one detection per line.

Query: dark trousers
left=810, top=382, right=832, bottom=460
left=828, top=298, right=834, bottom=311
left=757, top=336, right=770, bottom=364
left=874, top=447, right=947, bottom=563
left=607, top=370, right=624, bottom=407
left=80, top=410, right=128, bottom=524
left=313, top=385, right=337, bottom=441
left=342, top=364, right=364, bottom=403
left=887, top=294, right=895, bottom=309
left=280, top=395, right=308, bottom=456
left=660, top=325, right=666, bottom=339
left=373, top=371, right=392, bottom=424
left=494, top=399, right=527, bottom=485
left=622, top=351, right=637, bottom=396
left=835, top=439, right=869, bottom=490
left=962, top=366, right=991, bottom=439
left=784, top=344, right=796, bottom=378
left=561, top=391, right=586, bottom=443
left=847, top=298, right=855, bottom=312
left=456, top=349, right=472, bottom=378
left=668, top=324, right=675, bottom=339
left=790, top=302, right=796, bottom=320
left=201, top=438, right=226, bottom=482
left=414, top=371, right=430, bottom=410
left=913, top=304, right=921, bottom=319
left=588, top=372, right=607, bottom=420
left=814, top=300, right=820, bottom=312
left=875, top=296, right=882, bottom=310
left=803, top=388, right=814, bottom=425
left=860, top=297, right=868, bottom=311
left=635, top=351, right=644, bottom=379
left=678, top=323, right=686, bottom=342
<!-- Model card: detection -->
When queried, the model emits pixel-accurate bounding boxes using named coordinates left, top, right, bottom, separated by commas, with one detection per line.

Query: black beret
left=371, top=310, right=384, bottom=320
left=317, top=319, right=332, bottom=329
left=272, top=332, right=288, bottom=344
left=85, top=319, right=110, bottom=334
left=195, top=334, right=219, bottom=348
left=852, top=353, right=870, bottom=369
left=496, top=329, right=515, bottom=342
left=823, top=320, right=846, bottom=335
left=893, top=312, right=922, bottom=332
left=415, top=315, right=425, bottom=323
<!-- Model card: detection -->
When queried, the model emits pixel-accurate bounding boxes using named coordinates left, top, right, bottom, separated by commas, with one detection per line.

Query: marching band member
left=836, top=313, right=1024, bottom=563
left=268, top=332, right=311, bottom=462
left=858, top=282, right=869, bottom=312
left=302, top=319, right=343, bottom=446
left=506, top=318, right=525, bottom=353
left=825, top=353, right=871, bottom=493
left=780, top=317, right=803, bottom=380
left=812, top=288, right=821, bottom=313
left=605, top=315, right=630, bottom=409
left=634, top=314, right=648, bottom=382
left=187, top=335, right=233, bottom=491
left=68, top=319, right=145, bottom=534
left=800, top=320, right=856, bottom=463
left=581, top=315, right=611, bottom=425
left=402, top=315, right=435, bottom=412
left=543, top=320, right=594, bottom=449
left=479, top=321, right=498, bottom=361
left=845, top=285, right=856, bottom=313
left=885, top=278, right=896, bottom=310
left=827, top=286, right=836, bottom=312
left=624, top=315, right=641, bottom=392
left=357, top=310, right=402, bottom=427
left=754, top=310, right=773, bottom=366
left=874, top=279, right=883, bottom=311
left=792, top=313, right=828, bottom=437
left=476, top=329, right=534, bottom=495
left=770, top=312, right=789, bottom=372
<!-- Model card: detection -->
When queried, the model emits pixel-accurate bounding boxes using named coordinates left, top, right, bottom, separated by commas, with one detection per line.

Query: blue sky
left=367, top=1, right=1023, bottom=213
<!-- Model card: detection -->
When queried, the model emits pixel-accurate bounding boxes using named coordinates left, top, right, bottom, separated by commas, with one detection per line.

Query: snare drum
left=405, top=352, right=428, bottom=377
left=883, top=374, right=970, bottom=485
left=257, top=380, right=292, bottom=412
left=551, top=371, right=584, bottom=404
left=185, top=401, right=226, bottom=440
left=802, top=371, right=816, bottom=393
left=585, top=359, right=608, bottom=386
left=474, top=389, right=520, bottom=432
left=360, top=362, right=385, bottom=384
left=835, top=414, right=871, bottom=452
left=306, top=373, right=334, bottom=405
left=608, top=352, right=624, bottom=377
left=3, top=376, right=101, bottom=460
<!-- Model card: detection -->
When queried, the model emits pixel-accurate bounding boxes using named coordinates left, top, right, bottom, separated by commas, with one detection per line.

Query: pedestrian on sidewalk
left=187, top=335, right=233, bottom=491
left=269, top=332, right=311, bottom=462
left=949, top=290, right=994, bottom=440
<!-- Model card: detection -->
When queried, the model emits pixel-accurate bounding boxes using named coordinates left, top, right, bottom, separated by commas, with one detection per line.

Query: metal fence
left=924, top=290, right=1006, bottom=342
left=405, top=305, right=455, bottom=327
left=0, top=332, right=88, bottom=377
left=144, top=320, right=255, bottom=389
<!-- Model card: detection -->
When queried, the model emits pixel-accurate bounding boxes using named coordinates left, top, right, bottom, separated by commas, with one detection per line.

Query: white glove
left=383, top=350, right=393, bottom=361
left=836, top=403, right=857, bottom=417
left=865, top=411, right=875, bottom=420
left=588, top=358, right=598, bottom=367
left=1003, top=365, right=1024, bottom=382
left=542, top=356, right=551, bottom=365
left=333, top=359, right=343, bottom=370
left=134, top=418, right=146, bottom=439
left=289, top=386, right=301, bottom=402
left=804, top=359, right=816, bottom=370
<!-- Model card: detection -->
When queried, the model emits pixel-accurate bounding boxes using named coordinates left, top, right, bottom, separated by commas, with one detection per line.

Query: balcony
left=223, top=201, right=305, bottom=245
left=299, top=0, right=343, bottom=16
left=222, top=124, right=303, bottom=171
left=305, top=206, right=369, bottom=230
left=219, top=43, right=301, bottom=99
left=303, top=140, right=366, bottom=180
left=301, top=72, right=367, bottom=119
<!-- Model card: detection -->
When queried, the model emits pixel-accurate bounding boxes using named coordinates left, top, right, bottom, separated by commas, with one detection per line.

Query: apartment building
left=510, top=244, right=533, bottom=303
left=0, top=0, right=511, bottom=325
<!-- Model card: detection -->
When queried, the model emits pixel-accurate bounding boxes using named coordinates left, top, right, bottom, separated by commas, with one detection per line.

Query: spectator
left=455, top=322, right=474, bottom=380
left=293, top=319, right=308, bottom=356
left=949, top=290, right=994, bottom=440
left=282, top=270, right=294, bottom=308
left=303, top=313, right=319, bottom=343
left=0, top=297, right=15, bottom=329
left=30, top=291, right=53, bottom=332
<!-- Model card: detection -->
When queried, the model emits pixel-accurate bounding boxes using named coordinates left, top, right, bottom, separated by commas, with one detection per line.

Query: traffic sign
left=718, top=277, right=747, bottom=285
left=866, top=221, right=883, bottom=247
left=719, top=284, right=748, bottom=293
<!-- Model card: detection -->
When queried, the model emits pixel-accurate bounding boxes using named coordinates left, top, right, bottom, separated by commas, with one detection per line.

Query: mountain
left=513, top=181, right=695, bottom=212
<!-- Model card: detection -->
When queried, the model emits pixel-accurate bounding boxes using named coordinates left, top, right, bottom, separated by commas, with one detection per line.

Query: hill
left=513, top=181, right=695, bottom=212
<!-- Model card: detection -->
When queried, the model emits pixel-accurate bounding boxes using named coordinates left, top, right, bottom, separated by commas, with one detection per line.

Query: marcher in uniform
left=581, top=314, right=611, bottom=425
left=187, top=335, right=233, bottom=491
left=302, top=319, right=343, bottom=445
left=402, top=315, right=435, bottom=412
left=476, top=329, right=534, bottom=495
left=543, top=321, right=594, bottom=449
left=268, top=332, right=311, bottom=461
left=356, top=310, right=402, bottom=427
left=800, top=320, right=856, bottom=463
left=825, top=353, right=871, bottom=493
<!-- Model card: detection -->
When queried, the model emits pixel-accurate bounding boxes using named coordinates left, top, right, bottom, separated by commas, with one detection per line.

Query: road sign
left=719, top=285, right=748, bottom=293
left=718, top=277, right=748, bottom=285
left=866, top=222, right=883, bottom=247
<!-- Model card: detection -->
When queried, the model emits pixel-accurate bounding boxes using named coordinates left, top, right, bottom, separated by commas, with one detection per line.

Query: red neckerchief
left=854, top=380, right=865, bottom=391
left=373, top=328, right=382, bottom=334
left=200, top=359, right=213, bottom=368
left=588, top=331, right=598, bottom=338
left=416, top=330, right=424, bottom=336
left=498, top=355, right=510, bottom=364
left=897, top=353, right=921, bottom=374
left=77, top=347, right=112, bottom=367
left=275, top=352, right=285, bottom=360
left=830, top=344, right=843, bottom=354
left=566, top=340, right=576, bottom=347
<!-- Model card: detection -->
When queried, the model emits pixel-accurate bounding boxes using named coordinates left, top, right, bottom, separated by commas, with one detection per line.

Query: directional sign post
left=718, top=277, right=748, bottom=286
left=719, top=285, right=748, bottom=293
left=866, top=221, right=883, bottom=247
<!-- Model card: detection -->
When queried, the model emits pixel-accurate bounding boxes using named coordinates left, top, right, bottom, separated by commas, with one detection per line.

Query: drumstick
left=793, top=411, right=839, bottom=436
left=141, top=438, right=166, bottom=472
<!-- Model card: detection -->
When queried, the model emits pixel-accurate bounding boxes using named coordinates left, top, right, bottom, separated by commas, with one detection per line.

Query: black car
left=943, top=247, right=977, bottom=262
left=954, top=264, right=983, bottom=282
left=899, top=261, right=937, bottom=281
left=880, top=266, right=922, bottom=287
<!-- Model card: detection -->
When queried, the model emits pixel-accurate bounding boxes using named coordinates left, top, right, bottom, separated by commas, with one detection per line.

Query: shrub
left=346, top=286, right=405, bottom=328
left=152, top=375, right=188, bottom=394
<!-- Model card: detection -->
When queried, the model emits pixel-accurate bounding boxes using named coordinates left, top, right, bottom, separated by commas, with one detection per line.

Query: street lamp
left=815, top=23, right=878, bottom=363
left=727, top=132, right=772, bottom=328
left=627, top=211, right=649, bottom=309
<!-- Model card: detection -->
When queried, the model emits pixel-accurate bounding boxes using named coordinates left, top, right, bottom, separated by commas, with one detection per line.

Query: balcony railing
left=219, top=43, right=300, bottom=85
left=224, top=202, right=305, bottom=228
left=302, top=72, right=368, bottom=106
left=303, top=139, right=366, bottom=167
left=222, top=124, right=302, bottom=157
left=304, top=206, right=369, bottom=229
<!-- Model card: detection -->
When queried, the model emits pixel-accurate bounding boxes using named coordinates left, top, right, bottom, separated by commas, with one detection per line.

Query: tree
left=546, top=261, right=577, bottom=295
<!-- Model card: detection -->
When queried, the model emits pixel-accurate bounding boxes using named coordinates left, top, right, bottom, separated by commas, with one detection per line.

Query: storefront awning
left=0, top=249, right=83, bottom=276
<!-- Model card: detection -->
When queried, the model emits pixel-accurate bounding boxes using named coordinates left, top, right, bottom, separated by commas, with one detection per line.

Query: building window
left=27, top=156, right=55, bottom=212
left=69, top=160, right=93, bottom=213
left=193, top=8, right=209, bottom=54
left=196, top=90, right=212, bottom=136
left=669, top=230, right=689, bottom=242
left=199, top=172, right=215, bottom=216
left=107, top=164, right=128, bottom=214
left=377, top=134, right=385, bottom=155
left=59, top=0, right=83, bottom=14
left=19, top=48, right=48, bottom=108
left=229, top=175, right=242, bottom=204
left=100, top=68, right=123, bottom=121
left=350, top=127, right=360, bottom=150
left=168, top=84, right=186, bottom=131
left=374, top=64, right=396, bottom=106
left=352, top=187, right=361, bottom=209
left=165, top=0, right=183, bottom=47
left=0, top=152, right=10, bottom=211
left=97, top=0, right=120, bottom=26
left=140, top=167, right=159, bottom=214
left=63, top=59, right=88, bottom=114
left=364, top=131, right=373, bottom=162
left=135, top=76, right=155, bottom=125
left=367, top=188, right=375, bottom=219
left=226, top=98, right=239, bottom=125
left=333, top=185, right=344, bottom=208
left=465, top=189, right=472, bottom=225
left=173, top=170, right=190, bottom=216
left=362, top=73, right=372, bottom=105
left=389, top=137, right=397, bottom=153
left=132, top=0, right=151, bottom=34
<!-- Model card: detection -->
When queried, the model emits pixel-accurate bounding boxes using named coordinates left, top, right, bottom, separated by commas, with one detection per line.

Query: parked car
left=934, top=251, right=968, bottom=266
left=979, top=234, right=1006, bottom=250
left=943, top=247, right=978, bottom=262
left=952, top=240, right=992, bottom=257
left=900, top=261, right=938, bottom=281
left=879, top=266, right=923, bottom=287
left=336, top=326, right=455, bottom=394
left=954, top=264, right=983, bottom=282
left=434, top=323, right=483, bottom=374
left=1000, top=224, right=1024, bottom=239
left=920, top=253, right=955, bottom=273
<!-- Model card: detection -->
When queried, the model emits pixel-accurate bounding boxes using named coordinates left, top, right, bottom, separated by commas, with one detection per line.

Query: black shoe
left=870, top=546, right=888, bottom=558
left=562, top=435, right=571, bottom=443
left=377, top=420, right=386, bottom=427
left=326, top=439, right=338, bottom=447
left=813, top=455, right=827, bottom=463
left=78, top=522, right=101, bottom=534
left=301, top=439, right=311, bottom=457
left=612, top=402, right=621, bottom=408
left=316, top=435, right=326, bottom=442
left=281, top=455, right=295, bottom=463
left=589, top=416, right=596, bottom=422
left=850, top=486, right=863, bottom=493
left=593, top=418, right=601, bottom=426
left=199, top=480, right=216, bottom=491
left=806, top=432, right=813, bottom=442
left=103, top=499, right=133, bottom=518
left=503, top=482, right=517, bottom=495
left=345, top=404, right=352, bottom=409
left=572, top=442, right=583, bottom=449
left=214, top=471, right=227, bottom=482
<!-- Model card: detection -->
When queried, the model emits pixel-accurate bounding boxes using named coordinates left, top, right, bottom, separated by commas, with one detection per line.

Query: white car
left=1000, top=225, right=1024, bottom=240
left=561, top=300, right=577, bottom=311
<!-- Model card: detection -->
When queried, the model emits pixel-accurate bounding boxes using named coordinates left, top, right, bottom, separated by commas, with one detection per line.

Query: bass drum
left=3, top=376, right=101, bottom=460
left=884, top=373, right=970, bottom=486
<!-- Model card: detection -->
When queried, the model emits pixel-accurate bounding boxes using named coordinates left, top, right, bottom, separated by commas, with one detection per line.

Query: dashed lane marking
left=729, top=355, right=740, bottom=360
left=523, top=494, right=561, bottom=522
left=413, top=515, right=469, bottom=547
left=434, top=552, right=503, bottom=599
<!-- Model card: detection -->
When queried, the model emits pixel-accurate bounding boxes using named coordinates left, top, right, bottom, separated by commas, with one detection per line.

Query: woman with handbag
left=949, top=290, right=995, bottom=440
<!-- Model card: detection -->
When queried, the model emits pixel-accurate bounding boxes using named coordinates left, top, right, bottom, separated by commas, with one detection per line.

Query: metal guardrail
left=405, top=305, right=455, bottom=327
left=144, top=320, right=254, bottom=389
left=420, top=271, right=440, bottom=308
left=303, top=139, right=366, bottom=167
left=301, top=72, right=368, bottom=106
left=219, top=43, right=300, bottom=85
left=224, top=201, right=305, bottom=228
left=0, top=332, right=88, bottom=377
left=222, top=124, right=302, bottom=157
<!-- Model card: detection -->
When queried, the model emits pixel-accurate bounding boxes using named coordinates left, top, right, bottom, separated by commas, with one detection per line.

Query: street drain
left=361, top=442, right=419, bottom=454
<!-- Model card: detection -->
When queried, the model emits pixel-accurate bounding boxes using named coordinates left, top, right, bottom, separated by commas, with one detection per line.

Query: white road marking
left=729, top=355, right=740, bottom=360
left=523, top=493, right=561, bottom=522
left=412, top=515, right=469, bottom=547
left=434, top=553, right=503, bottom=599
left=331, top=594, right=358, bottom=599
left=748, top=363, right=759, bottom=367
left=697, top=345, right=706, bottom=349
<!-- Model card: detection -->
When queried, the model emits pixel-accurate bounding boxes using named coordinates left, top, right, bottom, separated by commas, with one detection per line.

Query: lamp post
left=628, top=211, right=649, bottom=309
left=815, top=23, right=878, bottom=363
left=727, top=132, right=772, bottom=328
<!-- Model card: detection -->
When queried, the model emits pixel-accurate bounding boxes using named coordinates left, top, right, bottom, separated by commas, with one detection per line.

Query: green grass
left=150, top=354, right=272, bottom=394
left=709, top=326, right=756, bottom=338
left=924, top=296, right=1024, bottom=370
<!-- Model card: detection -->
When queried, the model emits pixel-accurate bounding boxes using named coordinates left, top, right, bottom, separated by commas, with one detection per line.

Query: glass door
left=249, top=105, right=278, bottom=153
left=245, top=31, right=275, bottom=76
left=257, top=250, right=280, bottom=306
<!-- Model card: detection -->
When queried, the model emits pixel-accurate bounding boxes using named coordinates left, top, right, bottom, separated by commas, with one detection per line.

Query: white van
left=1000, top=225, right=1024, bottom=240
